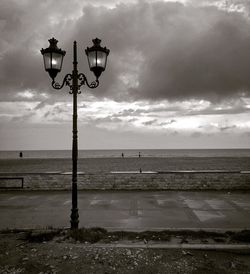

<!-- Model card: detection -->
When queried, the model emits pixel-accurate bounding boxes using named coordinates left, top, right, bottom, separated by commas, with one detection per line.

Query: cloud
left=159, top=119, right=176, bottom=126
left=220, top=124, right=237, bottom=131
left=0, top=0, right=83, bottom=99
left=143, top=119, right=158, bottom=126
left=190, top=0, right=250, bottom=16
left=186, top=98, right=250, bottom=116
left=1, top=0, right=250, bottom=104
left=69, top=1, right=250, bottom=102
left=2, top=0, right=250, bottom=149
left=136, top=4, right=250, bottom=101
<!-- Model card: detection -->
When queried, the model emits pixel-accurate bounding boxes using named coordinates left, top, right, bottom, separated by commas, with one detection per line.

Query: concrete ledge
left=61, top=172, right=85, bottom=175
left=111, top=171, right=157, bottom=174
left=158, top=170, right=241, bottom=174
left=1, top=170, right=250, bottom=175
left=0, top=172, right=62, bottom=175
left=0, top=171, right=249, bottom=190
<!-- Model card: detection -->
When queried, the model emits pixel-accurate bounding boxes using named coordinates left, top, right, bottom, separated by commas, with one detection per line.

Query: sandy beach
left=1, top=157, right=250, bottom=173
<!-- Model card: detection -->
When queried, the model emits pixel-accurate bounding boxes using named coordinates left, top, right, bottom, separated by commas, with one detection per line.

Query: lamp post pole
left=41, top=38, right=109, bottom=230
left=71, top=41, right=79, bottom=229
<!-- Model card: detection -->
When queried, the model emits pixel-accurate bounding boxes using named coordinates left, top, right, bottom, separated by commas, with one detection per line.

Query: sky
left=1, top=0, right=250, bottom=150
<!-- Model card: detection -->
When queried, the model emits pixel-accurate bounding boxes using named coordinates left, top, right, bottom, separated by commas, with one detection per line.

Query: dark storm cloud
left=136, top=4, right=250, bottom=101
left=1, top=0, right=250, bottom=103
left=0, top=0, right=82, bottom=99
left=71, top=1, right=250, bottom=102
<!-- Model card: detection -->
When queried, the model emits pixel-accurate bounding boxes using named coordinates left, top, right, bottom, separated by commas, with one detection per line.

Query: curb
left=1, top=228, right=250, bottom=250
left=1, top=227, right=249, bottom=233
left=89, top=243, right=250, bottom=250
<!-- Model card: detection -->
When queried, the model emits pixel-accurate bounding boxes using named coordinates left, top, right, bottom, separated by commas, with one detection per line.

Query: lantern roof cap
left=85, top=38, right=110, bottom=55
left=41, top=37, right=66, bottom=56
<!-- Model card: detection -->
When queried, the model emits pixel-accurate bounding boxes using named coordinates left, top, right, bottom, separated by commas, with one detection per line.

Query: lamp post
left=41, top=38, right=109, bottom=229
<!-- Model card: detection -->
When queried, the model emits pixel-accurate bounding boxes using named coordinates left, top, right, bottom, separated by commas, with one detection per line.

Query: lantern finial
left=48, top=38, right=59, bottom=49
left=92, top=38, right=101, bottom=47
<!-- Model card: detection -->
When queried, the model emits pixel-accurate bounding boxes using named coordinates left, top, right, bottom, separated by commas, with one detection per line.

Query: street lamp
left=41, top=38, right=110, bottom=229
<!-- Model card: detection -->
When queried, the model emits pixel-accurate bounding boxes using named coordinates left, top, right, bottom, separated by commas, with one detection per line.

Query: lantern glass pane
left=51, top=52, right=63, bottom=71
left=87, top=51, right=97, bottom=69
left=43, top=52, right=52, bottom=70
left=97, top=51, right=107, bottom=69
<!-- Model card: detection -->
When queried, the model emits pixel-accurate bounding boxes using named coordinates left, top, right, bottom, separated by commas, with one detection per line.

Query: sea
left=0, top=149, right=250, bottom=159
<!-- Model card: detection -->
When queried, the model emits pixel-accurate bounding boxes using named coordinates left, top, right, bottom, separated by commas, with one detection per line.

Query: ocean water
left=0, top=149, right=250, bottom=159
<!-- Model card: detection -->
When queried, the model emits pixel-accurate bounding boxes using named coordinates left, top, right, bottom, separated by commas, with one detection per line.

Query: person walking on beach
left=19, top=151, right=23, bottom=158
left=139, top=152, right=141, bottom=158
left=122, top=152, right=124, bottom=158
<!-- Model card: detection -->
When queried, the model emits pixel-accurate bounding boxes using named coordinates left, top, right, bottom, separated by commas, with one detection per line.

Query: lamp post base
left=70, top=208, right=79, bottom=229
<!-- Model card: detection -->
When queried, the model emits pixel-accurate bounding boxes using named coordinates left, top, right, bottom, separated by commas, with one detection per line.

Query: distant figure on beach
left=139, top=152, right=141, bottom=158
left=19, top=151, right=23, bottom=158
left=122, top=152, right=124, bottom=158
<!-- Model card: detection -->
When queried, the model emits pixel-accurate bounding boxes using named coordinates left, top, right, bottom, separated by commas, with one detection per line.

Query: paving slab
left=0, top=190, right=250, bottom=231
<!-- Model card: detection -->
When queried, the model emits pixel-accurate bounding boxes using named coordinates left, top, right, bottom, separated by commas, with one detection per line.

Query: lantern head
left=85, top=38, right=110, bottom=79
left=41, top=38, right=66, bottom=80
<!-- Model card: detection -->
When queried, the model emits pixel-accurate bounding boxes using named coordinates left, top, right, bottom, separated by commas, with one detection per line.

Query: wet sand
left=0, top=157, right=250, bottom=173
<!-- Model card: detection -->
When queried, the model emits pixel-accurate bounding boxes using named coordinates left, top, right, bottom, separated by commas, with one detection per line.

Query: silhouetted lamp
left=41, top=38, right=66, bottom=80
left=85, top=38, right=110, bottom=79
left=41, top=37, right=109, bottom=230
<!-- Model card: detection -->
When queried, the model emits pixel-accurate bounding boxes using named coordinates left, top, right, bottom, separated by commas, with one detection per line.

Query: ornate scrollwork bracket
left=51, top=74, right=73, bottom=90
left=51, top=73, right=99, bottom=94
left=78, top=73, right=99, bottom=89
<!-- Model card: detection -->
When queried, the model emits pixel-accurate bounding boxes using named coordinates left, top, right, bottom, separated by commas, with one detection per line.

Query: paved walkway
left=0, top=191, right=250, bottom=231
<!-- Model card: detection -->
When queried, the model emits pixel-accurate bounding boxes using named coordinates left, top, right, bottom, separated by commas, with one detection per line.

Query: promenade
left=0, top=190, right=250, bottom=231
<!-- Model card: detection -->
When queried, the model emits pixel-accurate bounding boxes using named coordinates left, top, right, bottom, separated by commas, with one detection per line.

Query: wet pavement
left=0, top=191, right=250, bottom=231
